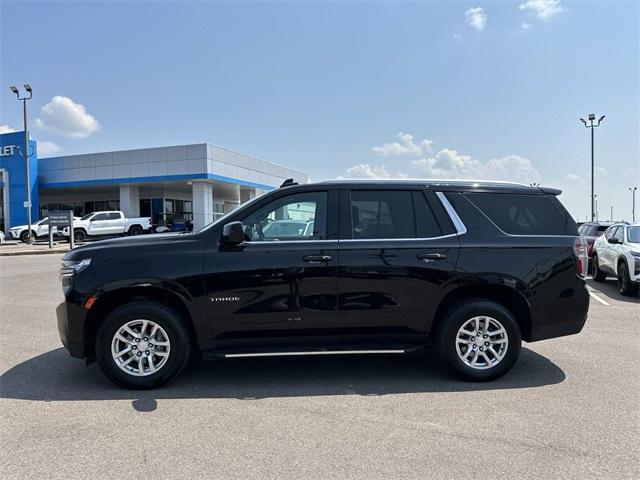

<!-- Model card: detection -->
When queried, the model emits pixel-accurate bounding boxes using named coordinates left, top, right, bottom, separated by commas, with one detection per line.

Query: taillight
left=574, top=238, right=588, bottom=278
left=587, top=239, right=594, bottom=257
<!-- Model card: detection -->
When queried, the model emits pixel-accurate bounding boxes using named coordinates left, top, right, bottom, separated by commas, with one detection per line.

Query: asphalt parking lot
left=1, top=254, right=638, bottom=480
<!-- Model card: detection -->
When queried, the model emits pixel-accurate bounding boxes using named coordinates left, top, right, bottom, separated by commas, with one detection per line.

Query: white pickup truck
left=62, top=211, right=151, bottom=242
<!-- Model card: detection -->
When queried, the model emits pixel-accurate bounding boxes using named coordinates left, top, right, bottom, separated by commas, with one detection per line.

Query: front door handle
left=417, top=253, right=447, bottom=262
left=303, top=254, right=332, bottom=264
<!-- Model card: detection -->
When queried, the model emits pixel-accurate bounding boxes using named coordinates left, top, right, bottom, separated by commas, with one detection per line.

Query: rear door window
left=350, top=190, right=415, bottom=239
left=465, top=193, right=577, bottom=235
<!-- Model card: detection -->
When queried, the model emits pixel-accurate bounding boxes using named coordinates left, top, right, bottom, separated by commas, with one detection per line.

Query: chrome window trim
left=236, top=189, right=468, bottom=244
left=242, top=234, right=458, bottom=245
left=435, top=191, right=467, bottom=235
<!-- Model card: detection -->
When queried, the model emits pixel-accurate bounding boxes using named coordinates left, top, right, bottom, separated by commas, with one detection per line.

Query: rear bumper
left=529, top=282, right=590, bottom=342
left=530, top=313, right=588, bottom=342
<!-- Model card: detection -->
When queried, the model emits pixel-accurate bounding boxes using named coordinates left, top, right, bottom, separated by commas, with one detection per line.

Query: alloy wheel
left=455, top=316, right=509, bottom=370
left=111, top=319, right=171, bottom=376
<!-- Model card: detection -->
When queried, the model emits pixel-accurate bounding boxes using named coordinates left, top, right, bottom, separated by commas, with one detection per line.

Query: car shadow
left=587, top=278, right=640, bottom=303
left=0, top=347, right=565, bottom=403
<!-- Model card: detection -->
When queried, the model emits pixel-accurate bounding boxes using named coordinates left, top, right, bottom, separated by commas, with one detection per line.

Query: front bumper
left=56, top=300, right=88, bottom=358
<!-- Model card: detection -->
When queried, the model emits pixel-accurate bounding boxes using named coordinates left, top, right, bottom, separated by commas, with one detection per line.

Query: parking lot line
left=588, top=290, right=610, bottom=306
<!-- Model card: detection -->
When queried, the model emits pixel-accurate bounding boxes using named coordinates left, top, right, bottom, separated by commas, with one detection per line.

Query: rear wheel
left=436, top=300, right=521, bottom=381
left=95, top=301, right=192, bottom=389
left=617, top=262, right=638, bottom=297
left=128, top=225, right=144, bottom=236
left=592, top=255, right=606, bottom=282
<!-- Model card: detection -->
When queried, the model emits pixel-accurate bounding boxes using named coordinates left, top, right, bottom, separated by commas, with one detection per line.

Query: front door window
left=241, top=192, right=327, bottom=241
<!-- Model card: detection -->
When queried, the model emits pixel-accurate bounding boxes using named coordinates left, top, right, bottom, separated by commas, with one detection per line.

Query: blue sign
left=0, top=130, right=39, bottom=229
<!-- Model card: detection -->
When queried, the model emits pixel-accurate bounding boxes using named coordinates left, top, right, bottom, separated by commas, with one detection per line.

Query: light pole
left=630, top=187, right=638, bottom=222
left=594, top=194, right=598, bottom=221
left=579, top=113, right=605, bottom=222
left=9, top=84, right=34, bottom=243
left=610, top=206, right=613, bottom=222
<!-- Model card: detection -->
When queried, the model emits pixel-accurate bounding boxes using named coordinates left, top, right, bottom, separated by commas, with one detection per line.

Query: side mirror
left=607, top=237, right=619, bottom=244
left=222, top=221, right=244, bottom=246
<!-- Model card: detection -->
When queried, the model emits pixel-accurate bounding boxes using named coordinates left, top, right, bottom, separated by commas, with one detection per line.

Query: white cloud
left=519, top=0, right=565, bottom=20
left=0, top=125, right=16, bottom=134
left=465, top=7, right=487, bottom=31
left=520, top=22, right=532, bottom=32
left=34, top=96, right=100, bottom=138
left=344, top=163, right=408, bottom=179
left=37, top=140, right=62, bottom=156
left=372, top=132, right=433, bottom=157
left=412, top=149, right=540, bottom=184
left=348, top=133, right=541, bottom=184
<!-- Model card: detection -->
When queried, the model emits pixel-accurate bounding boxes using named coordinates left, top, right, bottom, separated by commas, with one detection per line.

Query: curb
left=0, top=249, right=70, bottom=257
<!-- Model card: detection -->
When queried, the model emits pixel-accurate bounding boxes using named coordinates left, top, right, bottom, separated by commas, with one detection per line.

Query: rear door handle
left=303, top=255, right=333, bottom=264
left=417, top=253, right=447, bottom=262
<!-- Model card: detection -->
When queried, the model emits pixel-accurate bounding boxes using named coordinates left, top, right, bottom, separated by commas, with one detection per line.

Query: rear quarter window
left=465, top=192, right=578, bottom=236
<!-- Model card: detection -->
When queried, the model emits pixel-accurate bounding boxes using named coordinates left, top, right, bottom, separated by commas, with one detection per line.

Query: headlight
left=60, top=258, right=92, bottom=284
left=630, top=252, right=640, bottom=259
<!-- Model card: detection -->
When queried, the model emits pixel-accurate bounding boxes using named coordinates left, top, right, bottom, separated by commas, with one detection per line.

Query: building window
left=140, top=199, right=151, bottom=217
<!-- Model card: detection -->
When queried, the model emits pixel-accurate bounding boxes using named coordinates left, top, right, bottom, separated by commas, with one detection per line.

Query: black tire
left=436, top=299, right=522, bottom=381
left=128, top=225, right=143, bottom=236
left=19, top=230, right=34, bottom=243
left=617, top=262, right=638, bottom=297
left=592, top=255, right=606, bottom=282
left=73, top=229, right=86, bottom=243
left=95, top=301, right=192, bottom=389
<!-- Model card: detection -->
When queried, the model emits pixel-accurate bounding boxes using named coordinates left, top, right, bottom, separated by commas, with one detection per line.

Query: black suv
left=57, top=180, right=589, bottom=388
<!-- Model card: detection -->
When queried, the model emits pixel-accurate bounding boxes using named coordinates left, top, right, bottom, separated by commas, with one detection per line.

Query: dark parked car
left=57, top=180, right=590, bottom=388
left=578, top=221, right=613, bottom=270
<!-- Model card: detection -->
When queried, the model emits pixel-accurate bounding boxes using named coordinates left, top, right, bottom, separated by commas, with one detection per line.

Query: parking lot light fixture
left=8, top=84, right=34, bottom=243
left=630, top=187, right=638, bottom=222
left=579, top=114, right=605, bottom=222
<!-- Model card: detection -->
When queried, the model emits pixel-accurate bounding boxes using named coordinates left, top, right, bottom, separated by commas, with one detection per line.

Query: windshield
left=197, top=190, right=270, bottom=233
left=628, top=226, right=640, bottom=243
left=80, top=213, right=94, bottom=220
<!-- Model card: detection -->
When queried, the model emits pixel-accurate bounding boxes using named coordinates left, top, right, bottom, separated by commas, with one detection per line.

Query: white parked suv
left=62, top=211, right=151, bottom=242
left=592, top=223, right=640, bottom=296
left=7, top=217, right=75, bottom=243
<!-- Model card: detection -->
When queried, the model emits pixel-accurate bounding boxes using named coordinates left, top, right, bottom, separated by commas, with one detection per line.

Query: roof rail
left=280, top=178, right=298, bottom=188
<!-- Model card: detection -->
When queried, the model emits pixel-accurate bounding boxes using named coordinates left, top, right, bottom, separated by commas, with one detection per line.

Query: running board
left=224, top=349, right=405, bottom=358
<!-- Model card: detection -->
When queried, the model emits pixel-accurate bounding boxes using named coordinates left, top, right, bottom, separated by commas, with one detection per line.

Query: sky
left=1, top=0, right=638, bottom=221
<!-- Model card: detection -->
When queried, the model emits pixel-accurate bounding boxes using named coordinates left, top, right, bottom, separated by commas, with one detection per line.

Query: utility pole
left=579, top=114, right=605, bottom=222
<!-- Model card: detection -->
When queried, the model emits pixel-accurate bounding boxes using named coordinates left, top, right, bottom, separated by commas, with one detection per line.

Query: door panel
left=338, top=239, right=459, bottom=345
left=202, top=188, right=340, bottom=351
left=203, top=241, right=339, bottom=347
left=337, top=188, right=460, bottom=348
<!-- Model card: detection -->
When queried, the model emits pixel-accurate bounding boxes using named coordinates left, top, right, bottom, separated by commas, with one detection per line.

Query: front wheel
left=592, top=255, right=606, bottom=282
left=617, top=262, right=638, bottom=297
left=436, top=300, right=521, bottom=381
left=19, top=230, right=34, bottom=243
left=95, top=301, right=192, bottom=389
left=73, top=229, right=86, bottom=243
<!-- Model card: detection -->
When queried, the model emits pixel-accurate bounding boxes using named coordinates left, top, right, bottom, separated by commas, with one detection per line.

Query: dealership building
left=0, top=130, right=308, bottom=232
